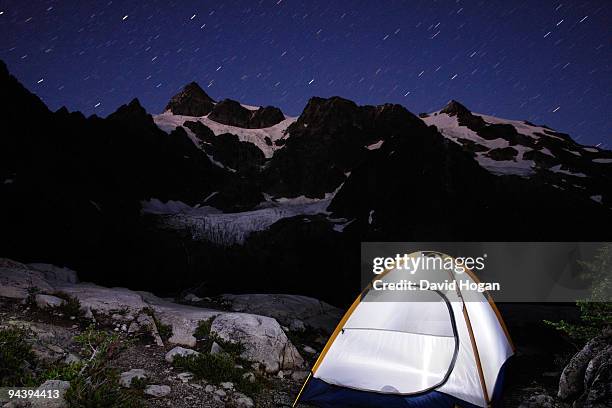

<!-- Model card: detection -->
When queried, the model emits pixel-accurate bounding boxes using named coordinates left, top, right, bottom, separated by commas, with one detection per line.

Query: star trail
left=1, top=0, right=610, bottom=146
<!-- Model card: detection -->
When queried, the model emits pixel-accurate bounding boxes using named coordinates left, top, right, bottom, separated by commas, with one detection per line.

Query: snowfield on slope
left=142, top=194, right=345, bottom=246
left=422, top=111, right=537, bottom=176
left=154, top=111, right=297, bottom=158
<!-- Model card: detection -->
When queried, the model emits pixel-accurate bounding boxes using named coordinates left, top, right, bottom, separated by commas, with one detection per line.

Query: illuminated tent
left=294, top=252, right=514, bottom=408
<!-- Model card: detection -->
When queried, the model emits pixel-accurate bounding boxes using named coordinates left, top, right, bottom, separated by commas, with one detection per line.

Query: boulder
left=144, top=384, right=171, bottom=397
left=119, top=369, right=147, bottom=388
left=580, top=358, right=612, bottom=407
left=242, top=372, right=256, bottom=383
left=571, top=342, right=612, bottom=407
left=176, top=372, right=193, bottom=383
left=558, top=332, right=611, bottom=399
left=584, top=345, right=612, bottom=387
left=63, top=353, right=81, bottom=364
left=303, top=345, right=316, bottom=355
left=220, top=382, right=234, bottom=390
left=30, top=380, right=70, bottom=408
left=165, top=346, right=200, bottom=363
left=211, top=313, right=304, bottom=373
left=232, top=393, right=254, bottom=408
left=210, top=341, right=223, bottom=355
left=35, top=294, right=65, bottom=309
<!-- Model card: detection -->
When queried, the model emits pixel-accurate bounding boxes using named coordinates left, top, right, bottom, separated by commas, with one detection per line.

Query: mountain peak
left=107, top=97, right=153, bottom=125
left=165, top=82, right=215, bottom=117
left=207, top=98, right=285, bottom=128
left=440, top=99, right=471, bottom=117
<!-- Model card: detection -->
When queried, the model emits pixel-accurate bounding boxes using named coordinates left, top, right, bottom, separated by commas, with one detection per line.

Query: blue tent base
left=298, top=377, right=481, bottom=408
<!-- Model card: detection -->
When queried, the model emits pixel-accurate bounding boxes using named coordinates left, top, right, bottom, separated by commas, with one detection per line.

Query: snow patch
left=423, top=112, right=536, bottom=176
left=539, top=147, right=554, bottom=157
left=366, top=140, right=384, bottom=150
left=549, top=165, right=587, bottom=178
left=592, top=158, right=612, bottom=164
left=154, top=111, right=296, bottom=158
left=333, top=219, right=354, bottom=232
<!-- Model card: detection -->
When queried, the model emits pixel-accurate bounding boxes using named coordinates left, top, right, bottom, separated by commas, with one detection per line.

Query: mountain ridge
left=1, top=60, right=611, bottom=305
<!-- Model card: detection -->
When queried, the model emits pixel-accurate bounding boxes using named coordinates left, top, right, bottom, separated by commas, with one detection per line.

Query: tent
left=294, top=251, right=514, bottom=408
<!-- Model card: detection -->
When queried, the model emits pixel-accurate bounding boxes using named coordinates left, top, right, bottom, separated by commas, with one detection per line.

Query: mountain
left=422, top=100, right=612, bottom=207
left=1, top=60, right=611, bottom=304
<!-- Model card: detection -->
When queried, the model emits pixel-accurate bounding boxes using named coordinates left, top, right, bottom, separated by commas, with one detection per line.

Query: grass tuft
left=0, top=327, right=38, bottom=386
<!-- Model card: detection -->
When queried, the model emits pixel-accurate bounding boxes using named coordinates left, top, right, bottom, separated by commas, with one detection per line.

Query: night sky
left=1, top=0, right=610, bottom=146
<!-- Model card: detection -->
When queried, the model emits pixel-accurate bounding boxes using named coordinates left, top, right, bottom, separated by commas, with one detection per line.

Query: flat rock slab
left=0, top=259, right=305, bottom=374
left=221, top=293, right=342, bottom=334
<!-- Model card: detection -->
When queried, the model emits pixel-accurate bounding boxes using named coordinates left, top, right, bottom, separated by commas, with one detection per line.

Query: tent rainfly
left=294, top=252, right=514, bottom=408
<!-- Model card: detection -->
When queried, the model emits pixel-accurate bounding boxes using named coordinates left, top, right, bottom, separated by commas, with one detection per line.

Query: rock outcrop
left=207, top=99, right=284, bottom=128
left=221, top=293, right=342, bottom=334
left=0, top=259, right=304, bottom=373
left=558, top=329, right=612, bottom=406
left=165, top=82, right=215, bottom=117
left=210, top=313, right=304, bottom=373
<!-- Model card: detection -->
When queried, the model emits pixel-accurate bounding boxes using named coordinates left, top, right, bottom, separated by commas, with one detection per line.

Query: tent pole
left=462, top=305, right=491, bottom=406
left=292, top=371, right=312, bottom=407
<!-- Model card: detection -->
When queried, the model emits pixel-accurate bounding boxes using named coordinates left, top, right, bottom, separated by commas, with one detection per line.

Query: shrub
left=0, top=327, right=38, bottom=386
left=25, top=286, right=41, bottom=306
left=40, top=361, right=83, bottom=382
left=65, top=371, right=143, bottom=408
left=129, top=376, right=147, bottom=390
left=194, top=317, right=214, bottom=340
left=53, top=291, right=85, bottom=318
left=545, top=244, right=612, bottom=344
left=173, top=352, right=263, bottom=395
left=194, top=318, right=245, bottom=358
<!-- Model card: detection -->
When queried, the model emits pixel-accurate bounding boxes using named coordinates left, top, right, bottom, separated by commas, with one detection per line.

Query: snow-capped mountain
left=2, top=60, right=611, bottom=302
left=154, top=82, right=295, bottom=159
left=422, top=100, right=611, bottom=206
